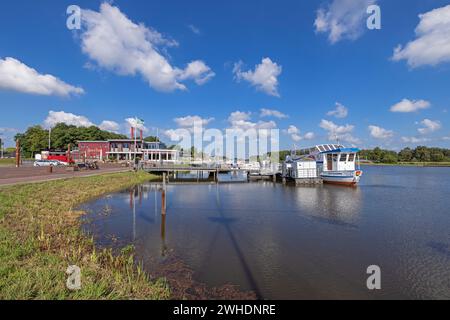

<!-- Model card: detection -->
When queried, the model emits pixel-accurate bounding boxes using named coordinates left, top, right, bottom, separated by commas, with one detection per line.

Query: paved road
left=0, top=165, right=132, bottom=188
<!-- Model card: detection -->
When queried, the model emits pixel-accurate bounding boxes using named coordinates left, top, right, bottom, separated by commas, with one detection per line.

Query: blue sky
left=0, top=0, right=449, bottom=149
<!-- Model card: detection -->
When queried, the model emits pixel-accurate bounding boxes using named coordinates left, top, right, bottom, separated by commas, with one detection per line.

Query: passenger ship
left=292, top=144, right=363, bottom=186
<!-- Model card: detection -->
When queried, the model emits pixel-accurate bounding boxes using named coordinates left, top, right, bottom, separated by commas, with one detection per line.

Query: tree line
left=360, top=146, right=450, bottom=163
left=274, top=146, right=450, bottom=163
left=14, top=123, right=128, bottom=158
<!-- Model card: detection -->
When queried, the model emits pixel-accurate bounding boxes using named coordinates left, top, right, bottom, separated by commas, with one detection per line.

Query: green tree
left=15, top=126, right=48, bottom=158
left=398, top=147, right=413, bottom=162
left=144, top=136, right=160, bottom=142
left=15, top=123, right=128, bottom=157
left=381, top=151, right=398, bottom=163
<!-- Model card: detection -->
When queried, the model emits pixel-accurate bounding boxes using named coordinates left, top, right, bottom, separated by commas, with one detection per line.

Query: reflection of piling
left=161, top=214, right=166, bottom=239
left=129, top=189, right=134, bottom=210
left=160, top=214, right=167, bottom=257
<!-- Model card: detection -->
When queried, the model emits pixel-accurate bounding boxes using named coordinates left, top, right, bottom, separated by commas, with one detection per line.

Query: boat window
left=340, top=154, right=348, bottom=162
left=332, top=154, right=338, bottom=161
left=348, top=154, right=355, bottom=162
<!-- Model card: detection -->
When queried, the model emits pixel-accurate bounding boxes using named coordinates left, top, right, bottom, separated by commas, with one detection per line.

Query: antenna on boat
left=334, top=134, right=341, bottom=146
left=291, top=144, right=297, bottom=156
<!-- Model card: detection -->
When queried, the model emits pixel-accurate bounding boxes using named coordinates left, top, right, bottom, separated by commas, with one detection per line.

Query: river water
left=79, top=166, right=450, bottom=299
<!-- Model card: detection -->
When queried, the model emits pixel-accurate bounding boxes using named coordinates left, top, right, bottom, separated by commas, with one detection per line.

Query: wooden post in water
left=161, top=172, right=167, bottom=215
left=15, top=139, right=20, bottom=168
left=161, top=189, right=166, bottom=215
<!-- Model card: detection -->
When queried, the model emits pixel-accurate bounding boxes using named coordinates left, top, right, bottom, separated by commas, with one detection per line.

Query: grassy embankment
left=0, top=158, right=14, bottom=166
left=361, top=162, right=450, bottom=167
left=0, top=171, right=170, bottom=299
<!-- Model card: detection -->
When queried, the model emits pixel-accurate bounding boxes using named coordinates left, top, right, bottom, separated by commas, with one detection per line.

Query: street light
left=48, top=127, right=52, bottom=151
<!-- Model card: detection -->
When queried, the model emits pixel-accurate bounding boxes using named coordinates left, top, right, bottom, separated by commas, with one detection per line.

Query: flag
left=135, top=117, right=145, bottom=126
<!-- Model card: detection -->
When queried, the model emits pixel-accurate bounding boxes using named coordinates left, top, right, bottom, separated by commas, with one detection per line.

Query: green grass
left=0, top=158, right=14, bottom=166
left=0, top=171, right=170, bottom=300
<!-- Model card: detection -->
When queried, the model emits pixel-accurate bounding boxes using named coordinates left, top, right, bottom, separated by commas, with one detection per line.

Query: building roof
left=321, top=148, right=360, bottom=154
left=78, top=141, right=109, bottom=143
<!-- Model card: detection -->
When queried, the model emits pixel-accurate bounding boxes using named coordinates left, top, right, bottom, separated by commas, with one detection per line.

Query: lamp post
left=48, top=126, right=52, bottom=151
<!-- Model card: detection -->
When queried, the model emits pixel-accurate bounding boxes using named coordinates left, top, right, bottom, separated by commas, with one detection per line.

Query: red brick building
left=76, top=140, right=178, bottom=162
left=77, top=141, right=110, bottom=160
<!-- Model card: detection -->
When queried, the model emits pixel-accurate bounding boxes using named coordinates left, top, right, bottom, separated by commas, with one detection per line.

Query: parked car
left=33, top=160, right=61, bottom=167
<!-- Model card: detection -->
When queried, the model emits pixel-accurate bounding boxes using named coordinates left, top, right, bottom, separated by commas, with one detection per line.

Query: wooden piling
left=15, top=139, right=20, bottom=168
left=161, top=189, right=166, bottom=215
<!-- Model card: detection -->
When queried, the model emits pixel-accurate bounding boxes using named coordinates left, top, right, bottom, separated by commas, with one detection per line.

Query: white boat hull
left=321, top=170, right=362, bottom=186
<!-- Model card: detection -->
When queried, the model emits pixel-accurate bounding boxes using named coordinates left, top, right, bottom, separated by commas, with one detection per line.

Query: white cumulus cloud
left=0, top=57, right=84, bottom=97
left=401, top=136, right=431, bottom=144
left=418, top=119, right=441, bottom=134
left=260, top=108, right=288, bottom=119
left=390, top=99, right=431, bottom=113
left=174, top=115, right=214, bottom=127
left=285, top=125, right=315, bottom=142
left=320, top=119, right=360, bottom=144
left=326, top=102, right=348, bottom=118
left=368, top=125, right=394, bottom=139
left=44, top=111, right=94, bottom=128
left=233, top=58, right=282, bottom=97
left=188, top=24, right=201, bottom=35
left=228, top=111, right=277, bottom=131
left=79, top=3, right=214, bottom=92
left=392, top=5, right=450, bottom=67
left=99, top=120, right=120, bottom=133
left=314, top=0, right=377, bottom=44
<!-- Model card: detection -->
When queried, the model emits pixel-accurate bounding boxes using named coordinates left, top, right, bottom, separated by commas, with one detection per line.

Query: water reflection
left=80, top=167, right=450, bottom=299
left=293, top=185, right=362, bottom=228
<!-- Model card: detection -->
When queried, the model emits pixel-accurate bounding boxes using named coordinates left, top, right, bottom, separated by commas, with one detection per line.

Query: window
left=348, top=154, right=355, bottom=162
left=332, top=154, right=338, bottom=161
left=340, top=154, right=348, bottom=162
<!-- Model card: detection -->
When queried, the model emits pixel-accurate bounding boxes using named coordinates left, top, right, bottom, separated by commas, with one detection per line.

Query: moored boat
left=282, top=144, right=363, bottom=186
left=318, top=147, right=363, bottom=186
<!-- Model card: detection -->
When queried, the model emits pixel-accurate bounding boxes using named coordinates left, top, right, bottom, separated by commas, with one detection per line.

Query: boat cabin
left=321, top=148, right=359, bottom=172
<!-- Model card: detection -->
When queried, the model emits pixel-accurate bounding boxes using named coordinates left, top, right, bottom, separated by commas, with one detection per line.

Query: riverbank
left=361, top=162, right=450, bottom=167
left=0, top=171, right=170, bottom=299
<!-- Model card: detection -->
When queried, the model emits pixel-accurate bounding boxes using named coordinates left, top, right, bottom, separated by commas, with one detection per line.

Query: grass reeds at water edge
left=0, top=171, right=170, bottom=299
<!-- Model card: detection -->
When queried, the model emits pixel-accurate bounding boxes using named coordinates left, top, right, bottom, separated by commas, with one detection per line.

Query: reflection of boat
left=283, top=144, right=363, bottom=186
